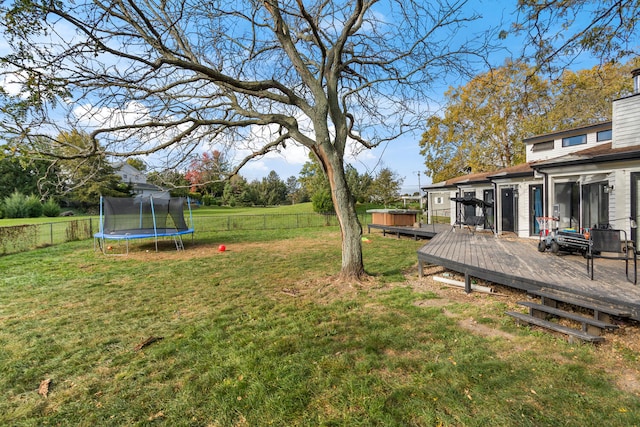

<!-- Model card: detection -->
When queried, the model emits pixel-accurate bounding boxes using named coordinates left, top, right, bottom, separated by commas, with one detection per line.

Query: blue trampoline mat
left=94, top=228, right=194, bottom=240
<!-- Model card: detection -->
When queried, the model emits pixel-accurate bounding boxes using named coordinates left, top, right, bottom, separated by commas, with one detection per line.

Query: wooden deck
left=367, top=223, right=450, bottom=240
left=417, top=228, right=640, bottom=321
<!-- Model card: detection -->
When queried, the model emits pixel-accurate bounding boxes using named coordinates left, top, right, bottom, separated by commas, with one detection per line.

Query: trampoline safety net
left=101, top=196, right=190, bottom=235
left=95, top=195, right=194, bottom=254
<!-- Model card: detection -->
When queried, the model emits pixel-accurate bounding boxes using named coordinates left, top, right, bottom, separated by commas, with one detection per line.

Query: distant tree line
left=1, top=137, right=404, bottom=218
left=149, top=150, right=403, bottom=212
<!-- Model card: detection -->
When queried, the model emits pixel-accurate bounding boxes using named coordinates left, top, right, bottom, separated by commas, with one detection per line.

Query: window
left=597, top=129, right=612, bottom=142
left=434, top=196, right=443, bottom=204
left=582, top=182, right=609, bottom=228
left=562, top=134, right=587, bottom=147
left=554, top=182, right=580, bottom=229
left=531, top=140, right=554, bottom=152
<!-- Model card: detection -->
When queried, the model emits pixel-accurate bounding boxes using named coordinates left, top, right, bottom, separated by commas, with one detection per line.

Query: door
left=501, top=188, right=515, bottom=232
left=483, top=189, right=494, bottom=230
left=581, top=182, right=609, bottom=229
left=554, top=182, right=579, bottom=229
left=529, top=184, right=543, bottom=236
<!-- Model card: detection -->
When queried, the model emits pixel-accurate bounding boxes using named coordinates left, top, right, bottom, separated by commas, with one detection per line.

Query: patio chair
left=586, top=228, right=637, bottom=284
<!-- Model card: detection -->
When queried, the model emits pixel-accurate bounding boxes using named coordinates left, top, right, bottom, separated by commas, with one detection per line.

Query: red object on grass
left=218, top=244, right=226, bottom=252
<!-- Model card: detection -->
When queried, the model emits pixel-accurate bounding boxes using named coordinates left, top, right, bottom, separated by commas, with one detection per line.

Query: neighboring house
left=114, top=162, right=169, bottom=198
left=423, top=67, right=640, bottom=247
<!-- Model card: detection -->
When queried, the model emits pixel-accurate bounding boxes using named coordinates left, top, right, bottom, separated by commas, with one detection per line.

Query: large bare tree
left=514, top=0, right=640, bottom=76
left=0, top=0, right=496, bottom=279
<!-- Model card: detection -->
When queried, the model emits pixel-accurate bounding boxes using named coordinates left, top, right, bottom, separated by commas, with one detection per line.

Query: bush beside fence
left=0, top=213, right=371, bottom=256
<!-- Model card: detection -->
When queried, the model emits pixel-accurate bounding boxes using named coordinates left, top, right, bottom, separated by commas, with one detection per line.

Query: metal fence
left=0, top=212, right=371, bottom=256
left=191, top=213, right=368, bottom=233
left=0, top=219, right=96, bottom=255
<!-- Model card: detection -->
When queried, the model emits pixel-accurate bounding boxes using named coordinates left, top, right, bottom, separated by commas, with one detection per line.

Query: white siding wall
left=526, top=131, right=610, bottom=163
left=426, top=190, right=454, bottom=224
left=611, top=164, right=640, bottom=234
left=612, top=94, right=640, bottom=149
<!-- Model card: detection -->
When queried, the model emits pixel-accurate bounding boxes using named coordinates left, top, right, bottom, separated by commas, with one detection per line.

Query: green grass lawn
left=1, top=227, right=639, bottom=426
left=0, top=202, right=384, bottom=226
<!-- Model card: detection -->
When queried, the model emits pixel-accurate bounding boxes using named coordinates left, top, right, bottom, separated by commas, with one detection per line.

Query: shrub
left=25, top=195, right=43, bottom=218
left=311, top=189, right=335, bottom=214
left=42, top=198, right=62, bottom=217
left=3, top=191, right=28, bottom=218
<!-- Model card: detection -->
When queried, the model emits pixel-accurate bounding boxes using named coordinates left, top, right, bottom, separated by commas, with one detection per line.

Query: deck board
left=417, top=228, right=640, bottom=321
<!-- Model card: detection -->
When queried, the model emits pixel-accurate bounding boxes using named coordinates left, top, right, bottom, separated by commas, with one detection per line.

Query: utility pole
left=414, top=171, right=423, bottom=210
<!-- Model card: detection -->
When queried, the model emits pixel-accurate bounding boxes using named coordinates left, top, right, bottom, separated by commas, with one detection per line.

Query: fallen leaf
left=38, top=379, right=52, bottom=398
left=148, top=411, right=164, bottom=421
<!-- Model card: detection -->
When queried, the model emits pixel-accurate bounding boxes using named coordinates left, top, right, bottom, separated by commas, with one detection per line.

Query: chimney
left=613, top=67, right=640, bottom=148
left=634, top=68, right=640, bottom=94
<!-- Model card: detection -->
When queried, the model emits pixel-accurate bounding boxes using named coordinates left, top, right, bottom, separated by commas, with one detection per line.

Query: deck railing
left=0, top=212, right=371, bottom=256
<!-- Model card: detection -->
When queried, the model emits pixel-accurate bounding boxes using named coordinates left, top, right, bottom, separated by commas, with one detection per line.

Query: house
left=114, top=162, right=169, bottom=198
left=423, top=67, right=640, bottom=247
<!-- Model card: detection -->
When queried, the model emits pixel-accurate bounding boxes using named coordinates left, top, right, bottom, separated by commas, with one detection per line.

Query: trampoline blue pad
left=94, top=228, right=194, bottom=240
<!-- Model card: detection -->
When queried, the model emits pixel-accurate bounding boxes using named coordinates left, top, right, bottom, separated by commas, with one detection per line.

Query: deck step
left=517, top=301, right=619, bottom=336
left=528, top=288, right=631, bottom=322
left=506, top=311, right=605, bottom=343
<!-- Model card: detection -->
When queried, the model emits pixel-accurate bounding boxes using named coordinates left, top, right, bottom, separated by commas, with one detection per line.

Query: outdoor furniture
left=586, top=228, right=637, bottom=284
left=450, top=195, right=492, bottom=233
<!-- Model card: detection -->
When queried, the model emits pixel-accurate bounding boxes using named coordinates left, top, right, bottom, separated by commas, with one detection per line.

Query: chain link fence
left=1, top=212, right=372, bottom=256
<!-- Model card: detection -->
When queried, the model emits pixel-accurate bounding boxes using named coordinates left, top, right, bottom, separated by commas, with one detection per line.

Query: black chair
left=586, top=228, right=637, bottom=284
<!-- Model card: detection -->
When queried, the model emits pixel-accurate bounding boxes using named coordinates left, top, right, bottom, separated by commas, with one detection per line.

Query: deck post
left=464, top=273, right=471, bottom=294
left=418, top=260, right=423, bottom=278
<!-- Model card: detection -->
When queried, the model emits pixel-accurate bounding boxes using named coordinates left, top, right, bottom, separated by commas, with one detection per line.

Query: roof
left=532, top=142, right=640, bottom=169
left=423, top=162, right=535, bottom=190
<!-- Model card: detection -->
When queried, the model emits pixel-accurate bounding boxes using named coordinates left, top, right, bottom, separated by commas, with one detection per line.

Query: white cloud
left=72, top=101, right=151, bottom=129
left=0, top=72, right=23, bottom=97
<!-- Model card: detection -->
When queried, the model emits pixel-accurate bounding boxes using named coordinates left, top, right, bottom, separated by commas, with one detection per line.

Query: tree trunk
left=321, top=148, right=365, bottom=280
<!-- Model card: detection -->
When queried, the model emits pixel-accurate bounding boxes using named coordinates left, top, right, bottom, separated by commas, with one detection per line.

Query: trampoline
left=94, top=195, right=194, bottom=254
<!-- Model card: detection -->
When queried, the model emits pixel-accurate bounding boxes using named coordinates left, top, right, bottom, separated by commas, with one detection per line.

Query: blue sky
left=231, top=0, right=606, bottom=194
left=234, top=1, right=514, bottom=193
left=233, top=0, right=520, bottom=193
left=0, top=1, right=606, bottom=194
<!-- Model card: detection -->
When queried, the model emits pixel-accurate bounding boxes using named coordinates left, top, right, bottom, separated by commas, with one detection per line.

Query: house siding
left=491, top=179, right=538, bottom=238
left=526, top=129, right=611, bottom=163
left=612, top=163, right=640, bottom=231
left=423, top=74, right=640, bottom=241
left=612, top=93, right=640, bottom=149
